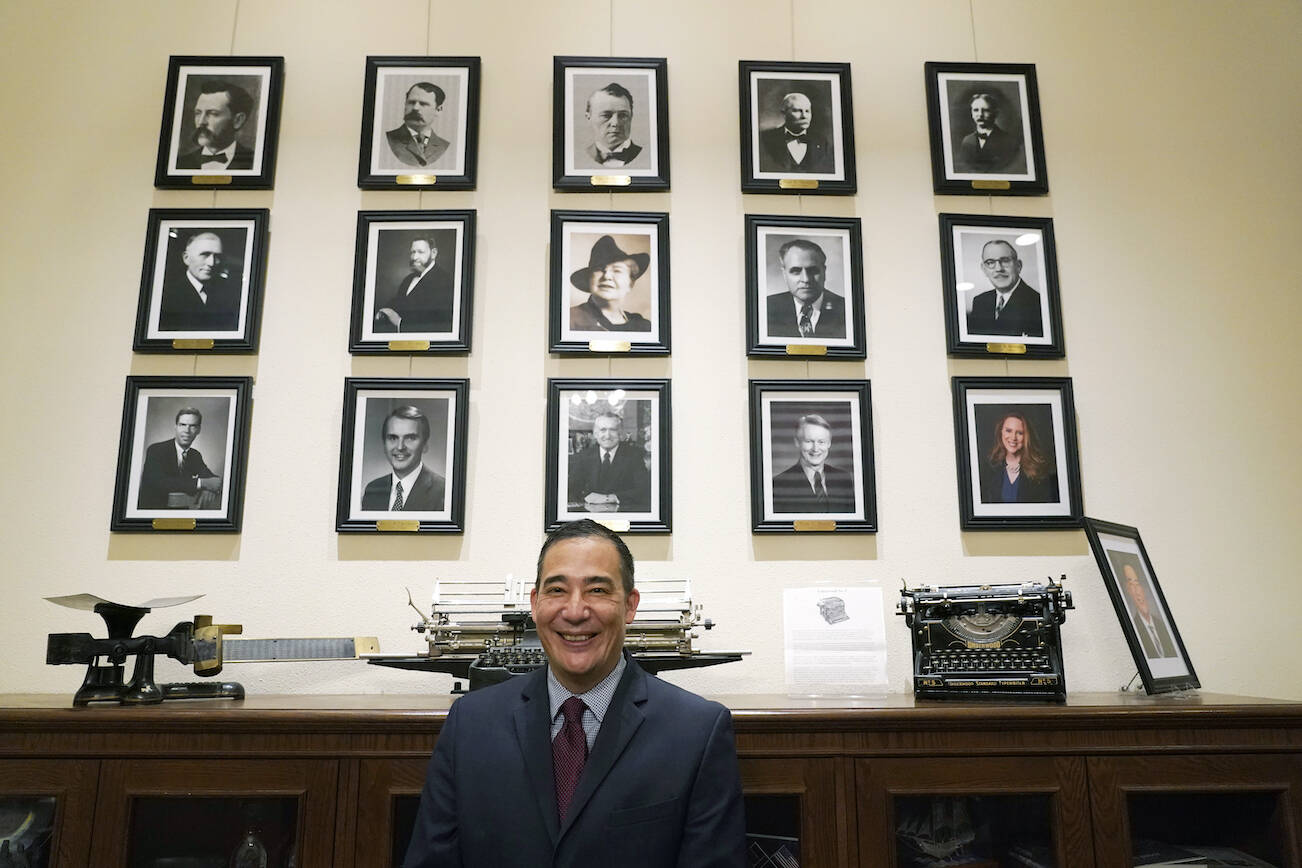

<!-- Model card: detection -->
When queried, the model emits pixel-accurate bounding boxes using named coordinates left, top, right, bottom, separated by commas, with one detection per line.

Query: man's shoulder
left=1014, top=280, right=1040, bottom=299
left=773, top=463, right=804, bottom=482
left=362, top=473, right=392, bottom=493
left=144, top=439, right=173, bottom=456
left=385, top=126, right=407, bottom=141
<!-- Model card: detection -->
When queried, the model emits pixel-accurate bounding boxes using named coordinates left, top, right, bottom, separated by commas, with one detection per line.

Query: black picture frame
left=748, top=380, right=877, bottom=533
left=154, top=56, right=284, bottom=189
left=938, top=213, right=1065, bottom=358
left=348, top=210, right=476, bottom=355
left=745, top=214, right=866, bottom=359
left=1083, top=518, right=1201, bottom=694
left=545, top=379, right=671, bottom=533
left=131, top=208, right=269, bottom=353
left=739, top=60, right=857, bottom=195
left=336, top=378, right=469, bottom=533
left=549, top=210, right=670, bottom=356
left=924, top=61, right=1048, bottom=195
left=110, top=376, right=253, bottom=532
left=553, top=56, right=670, bottom=192
left=357, top=56, right=481, bottom=190
left=951, top=376, right=1083, bottom=530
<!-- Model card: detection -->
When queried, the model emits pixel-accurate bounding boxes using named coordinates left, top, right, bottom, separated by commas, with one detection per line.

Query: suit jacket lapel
left=559, top=659, right=647, bottom=838
left=513, top=669, right=561, bottom=845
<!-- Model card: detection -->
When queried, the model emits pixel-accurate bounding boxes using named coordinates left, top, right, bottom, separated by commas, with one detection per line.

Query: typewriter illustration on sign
left=898, top=577, right=1072, bottom=701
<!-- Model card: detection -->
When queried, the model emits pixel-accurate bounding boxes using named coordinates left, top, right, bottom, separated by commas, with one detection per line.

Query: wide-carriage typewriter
left=898, top=577, right=1072, bottom=701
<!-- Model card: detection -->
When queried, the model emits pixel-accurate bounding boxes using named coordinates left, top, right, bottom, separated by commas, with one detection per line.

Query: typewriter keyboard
left=925, top=647, right=1052, bottom=673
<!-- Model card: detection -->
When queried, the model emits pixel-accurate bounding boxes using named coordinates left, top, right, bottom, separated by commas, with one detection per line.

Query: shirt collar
left=995, top=279, right=1022, bottom=301
left=548, top=654, right=627, bottom=725
left=792, top=292, right=824, bottom=314
left=185, top=271, right=208, bottom=296
left=200, top=140, right=237, bottom=159
left=594, top=138, right=632, bottom=157
left=394, top=464, right=423, bottom=493
left=600, top=444, right=619, bottom=460
left=174, top=441, right=190, bottom=462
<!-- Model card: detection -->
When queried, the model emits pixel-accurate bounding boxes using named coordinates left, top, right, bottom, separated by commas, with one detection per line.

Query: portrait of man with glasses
left=965, top=239, right=1044, bottom=338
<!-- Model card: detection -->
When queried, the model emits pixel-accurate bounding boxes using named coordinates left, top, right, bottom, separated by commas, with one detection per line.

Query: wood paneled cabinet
left=1, top=692, right=1300, bottom=867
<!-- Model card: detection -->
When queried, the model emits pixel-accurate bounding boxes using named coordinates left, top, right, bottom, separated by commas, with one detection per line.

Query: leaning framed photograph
left=553, top=56, right=669, bottom=192
left=739, top=60, right=857, bottom=195
left=549, top=210, right=669, bottom=355
left=951, top=376, right=1082, bottom=530
left=348, top=210, right=475, bottom=354
left=745, top=214, right=865, bottom=359
left=110, top=376, right=253, bottom=532
left=938, top=213, right=1064, bottom=358
left=924, top=61, right=1048, bottom=195
left=545, top=379, right=670, bottom=533
left=154, top=56, right=284, bottom=189
left=132, top=208, right=269, bottom=353
left=336, top=378, right=469, bottom=533
left=1084, top=517, right=1200, bottom=694
left=358, top=56, right=481, bottom=190
left=749, top=379, right=877, bottom=533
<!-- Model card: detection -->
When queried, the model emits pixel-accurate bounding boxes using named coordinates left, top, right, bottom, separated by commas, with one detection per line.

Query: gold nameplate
left=172, top=338, right=215, bottom=350
left=779, top=178, right=819, bottom=190
left=589, top=340, right=631, bottom=353
left=388, top=340, right=431, bottom=351
left=377, top=520, right=420, bottom=532
left=590, top=175, right=631, bottom=186
left=785, top=344, right=827, bottom=356
left=793, top=520, right=836, bottom=532
left=597, top=520, right=631, bottom=533
left=191, top=175, right=233, bottom=185
left=986, top=342, right=1028, bottom=354
left=396, top=174, right=437, bottom=185
left=152, top=518, right=197, bottom=531
left=971, top=179, right=1011, bottom=190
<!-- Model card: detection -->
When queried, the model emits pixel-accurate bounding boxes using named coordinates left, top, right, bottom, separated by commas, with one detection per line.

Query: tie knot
left=560, top=696, right=586, bottom=726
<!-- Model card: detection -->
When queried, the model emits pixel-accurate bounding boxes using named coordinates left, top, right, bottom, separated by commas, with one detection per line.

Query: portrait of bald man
left=157, top=229, right=243, bottom=332
left=758, top=91, right=834, bottom=174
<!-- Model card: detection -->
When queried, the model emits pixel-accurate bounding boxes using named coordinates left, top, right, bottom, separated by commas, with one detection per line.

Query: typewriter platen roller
left=898, top=577, right=1072, bottom=701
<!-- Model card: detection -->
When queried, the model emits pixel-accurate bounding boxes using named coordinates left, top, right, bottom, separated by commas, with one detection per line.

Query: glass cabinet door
left=742, top=757, right=853, bottom=868
left=0, top=759, right=97, bottom=867
left=355, top=758, right=428, bottom=868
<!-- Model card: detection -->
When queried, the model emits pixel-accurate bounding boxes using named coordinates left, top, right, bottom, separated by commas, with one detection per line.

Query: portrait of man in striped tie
left=360, top=405, right=446, bottom=512
left=764, top=238, right=847, bottom=341
left=770, top=413, right=856, bottom=514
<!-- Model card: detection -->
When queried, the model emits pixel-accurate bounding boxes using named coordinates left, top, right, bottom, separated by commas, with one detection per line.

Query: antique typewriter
left=367, top=576, right=746, bottom=691
left=897, top=577, right=1072, bottom=701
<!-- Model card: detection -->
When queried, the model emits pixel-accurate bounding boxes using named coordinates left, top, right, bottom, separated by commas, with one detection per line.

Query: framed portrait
left=749, top=380, right=877, bottom=533
left=951, top=377, right=1083, bottom=530
left=110, top=376, right=253, bottom=532
left=131, top=208, right=269, bottom=353
left=348, top=210, right=475, bottom=354
left=357, top=56, right=481, bottom=190
left=545, top=379, right=670, bottom=533
left=924, top=61, right=1048, bottom=195
left=739, top=60, right=857, bottom=195
left=336, top=378, right=469, bottom=533
left=154, top=56, right=284, bottom=189
left=1084, top=518, right=1200, bottom=694
left=938, top=213, right=1064, bottom=358
left=549, top=210, right=670, bottom=356
left=553, top=56, right=669, bottom=192
left=745, top=214, right=865, bottom=359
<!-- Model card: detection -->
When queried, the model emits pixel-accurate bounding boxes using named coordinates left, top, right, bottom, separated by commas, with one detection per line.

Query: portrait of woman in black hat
left=569, top=235, right=652, bottom=332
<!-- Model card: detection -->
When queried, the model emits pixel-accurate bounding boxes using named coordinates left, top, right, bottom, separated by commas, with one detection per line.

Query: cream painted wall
left=2, top=0, right=1299, bottom=700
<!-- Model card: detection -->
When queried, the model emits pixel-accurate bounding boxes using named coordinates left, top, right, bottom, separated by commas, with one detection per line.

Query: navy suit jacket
left=403, top=658, right=746, bottom=868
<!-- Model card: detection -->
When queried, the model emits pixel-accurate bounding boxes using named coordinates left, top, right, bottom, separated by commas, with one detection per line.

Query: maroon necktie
left=553, top=696, right=588, bottom=822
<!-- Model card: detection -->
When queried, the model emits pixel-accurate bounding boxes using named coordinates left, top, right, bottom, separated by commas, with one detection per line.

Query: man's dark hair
left=174, top=407, right=203, bottom=425
left=381, top=405, right=430, bottom=443
left=778, top=238, right=827, bottom=264
left=407, top=81, right=446, bottom=108
left=536, top=519, right=635, bottom=595
left=586, top=82, right=634, bottom=114
left=198, top=79, right=253, bottom=119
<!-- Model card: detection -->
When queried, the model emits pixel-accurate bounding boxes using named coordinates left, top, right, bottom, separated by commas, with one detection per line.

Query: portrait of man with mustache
left=176, top=79, right=256, bottom=171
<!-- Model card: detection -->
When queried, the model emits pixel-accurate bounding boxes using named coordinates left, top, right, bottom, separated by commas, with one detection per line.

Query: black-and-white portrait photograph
left=349, top=210, right=475, bottom=354
left=111, top=376, right=252, bottom=532
left=545, top=379, right=671, bottom=533
left=132, top=209, right=268, bottom=353
left=939, top=213, right=1064, bottom=358
left=358, top=56, right=480, bottom=190
left=336, top=378, right=468, bottom=533
left=749, top=380, right=877, bottom=533
left=1084, top=518, right=1200, bottom=694
left=739, top=61, right=856, bottom=194
left=550, top=210, right=669, bottom=355
left=553, top=56, right=669, bottom=191
left=746, top=214, right=865, bottom=358
left=154, top=56, right=283, bottom=189
left=925, top=62, right=1048, bottom=195
left=951, top=377, right=1082, bottom=530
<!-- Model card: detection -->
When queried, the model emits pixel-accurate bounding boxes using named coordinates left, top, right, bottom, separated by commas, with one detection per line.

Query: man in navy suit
left=567, top=412, right=651, bottom=513
left=403, top=519, right=746, bottom=867
left=360, top=405, right=446, bottom=512
left=137, top=407, right=223, bottom=509
left=176, top=80, right=256, bottom=171
left=373, top=236, right=454, bottom=334
left=965, top=239, right=1044, bottom=338
left=385, top=82, right=452, bottom=168
left=765, top=238, right=847, bottom=340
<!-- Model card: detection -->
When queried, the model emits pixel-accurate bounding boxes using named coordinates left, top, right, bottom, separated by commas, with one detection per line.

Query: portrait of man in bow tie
left=758, top=91, right=834, bottom=174
left=359, top=403, right=447, bottom=514
left=952, top=88, right=1028, bottom=175
left=578, top=82, right=644, bottom=169
left=175, top=79, right=257, bottom=172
